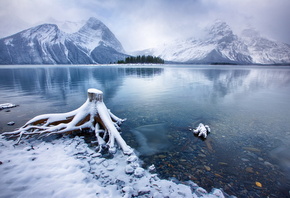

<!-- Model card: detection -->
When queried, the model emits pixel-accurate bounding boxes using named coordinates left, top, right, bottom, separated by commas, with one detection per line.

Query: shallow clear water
left=1, top=65, right=290, bottom=197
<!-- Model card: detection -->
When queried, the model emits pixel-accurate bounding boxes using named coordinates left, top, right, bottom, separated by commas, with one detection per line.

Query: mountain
left=0, top=17, right=127, bottom=64
left=240, top=29, right=290, bottom=64
left=137, top=21, right=290, bottom=65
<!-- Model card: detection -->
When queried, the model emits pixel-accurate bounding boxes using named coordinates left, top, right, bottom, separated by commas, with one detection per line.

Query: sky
left=0, top=0, right=289, bottom=52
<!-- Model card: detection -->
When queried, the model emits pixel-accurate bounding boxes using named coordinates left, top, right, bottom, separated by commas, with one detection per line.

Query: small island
left=117, top=55, right=164, bottom=64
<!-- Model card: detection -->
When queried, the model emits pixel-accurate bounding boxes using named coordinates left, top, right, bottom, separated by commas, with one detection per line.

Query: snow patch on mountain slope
left=4, top=38, right=13, bottom=46
left=69, top=29, right=102, bottom=53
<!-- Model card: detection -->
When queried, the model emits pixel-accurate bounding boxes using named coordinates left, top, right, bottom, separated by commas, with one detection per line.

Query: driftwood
left=2, top=88, right=133, bottom=155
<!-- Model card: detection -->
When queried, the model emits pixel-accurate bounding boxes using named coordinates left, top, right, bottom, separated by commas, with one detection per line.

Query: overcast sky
left=0, top=0, right=289, bottom=51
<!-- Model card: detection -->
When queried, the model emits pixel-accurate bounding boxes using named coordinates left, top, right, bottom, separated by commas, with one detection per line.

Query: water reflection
left=0, top=66, right=164, bottom=103
left=124, top=67, right=163, bottom=78
left=0, top=67, right=93, bottom=104
left=1, top=66, right=289, bottom=104
left=203, top=69, right=251, bottom=99
left=169, top=67, right=290, bottom=102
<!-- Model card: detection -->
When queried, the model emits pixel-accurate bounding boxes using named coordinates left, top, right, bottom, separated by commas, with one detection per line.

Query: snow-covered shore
left=0, top=136, right=234, bottom=198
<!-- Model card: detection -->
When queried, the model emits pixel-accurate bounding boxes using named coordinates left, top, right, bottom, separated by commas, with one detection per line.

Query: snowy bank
left=0, top=136, right=234, bottom=198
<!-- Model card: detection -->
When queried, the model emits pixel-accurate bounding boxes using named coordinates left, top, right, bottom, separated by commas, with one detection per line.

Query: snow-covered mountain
left=240, top=29, right=290, bottom=64
left=136, top=21, right=290, bottom=65
left=0, top=17, right=127, bottom=64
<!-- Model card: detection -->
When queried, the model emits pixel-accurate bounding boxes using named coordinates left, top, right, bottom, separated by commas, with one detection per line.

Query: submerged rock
left=204, top=165, right=211, bottom=171
left=148, top=164, right=156, bottom=173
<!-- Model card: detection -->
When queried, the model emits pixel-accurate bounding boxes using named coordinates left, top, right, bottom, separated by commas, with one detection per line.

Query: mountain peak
left=208, top=20, right=233, bottom=37
left=84, top=17, right=105, bottom=30
left=204, top=20, right=236, bottom=44
left=27, top=24, right=59, bottom=33
left=20, top=23, right=62, bottom=40
left=74, top=17, right=125, bottom=53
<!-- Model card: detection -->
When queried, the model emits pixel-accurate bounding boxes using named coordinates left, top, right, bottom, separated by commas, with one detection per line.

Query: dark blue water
left=1, top=65, right=290, bottom=197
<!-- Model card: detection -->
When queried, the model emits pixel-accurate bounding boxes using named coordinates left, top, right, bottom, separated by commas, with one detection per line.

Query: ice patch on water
left=131, top=123, right=171, bottom=156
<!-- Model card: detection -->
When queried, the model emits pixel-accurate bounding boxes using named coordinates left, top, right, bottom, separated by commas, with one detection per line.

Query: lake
left=1, top=64, right=290, bottom=197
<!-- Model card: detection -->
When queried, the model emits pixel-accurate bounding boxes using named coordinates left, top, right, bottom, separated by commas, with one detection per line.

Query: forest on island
left=117, top=55, right=164, bottom=64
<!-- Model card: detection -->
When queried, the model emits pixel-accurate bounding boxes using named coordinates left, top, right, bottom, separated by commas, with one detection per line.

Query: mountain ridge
left=0, top=17, right=127, bottom=64
left=134, top=21, right=290, bottom=65
left=1, top=19, right=289, bottom=65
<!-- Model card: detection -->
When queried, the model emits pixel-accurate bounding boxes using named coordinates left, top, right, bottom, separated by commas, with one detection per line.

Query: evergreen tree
left=117, top=55, right=164, bottom=64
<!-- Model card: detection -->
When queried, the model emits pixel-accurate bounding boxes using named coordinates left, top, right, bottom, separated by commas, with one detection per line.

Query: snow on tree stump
left=2, top=88, right=133, bottom=155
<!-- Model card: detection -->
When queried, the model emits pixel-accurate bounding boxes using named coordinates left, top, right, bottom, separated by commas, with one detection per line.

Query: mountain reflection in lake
left=1, top=65, right=290, bottom=197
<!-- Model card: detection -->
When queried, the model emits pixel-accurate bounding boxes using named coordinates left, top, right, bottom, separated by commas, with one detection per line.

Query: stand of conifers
left=2, top=88, right=133, bottom=155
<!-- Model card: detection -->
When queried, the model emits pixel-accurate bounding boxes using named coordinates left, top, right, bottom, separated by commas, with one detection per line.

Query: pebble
left=127, top=155, right=138, bottom=163
left=218, top=162, right=228, bottom=166
left=204, top=165, right=211, bottom=171
left=214, top=173, right=223, bottom=178
left=255, top=181, right=262, bottom=188
left=148, top=164, right=155, bottom=172
left=106, top=164, right=116, bottom=171
left=264, top=161, right=274, bottom=168
left=246, top=167, right=254, bottom=173
left=198, top=154, right=206, bottom=158
left=243, top=147, right=261, bottom=152
left=125, top=165, right=134, bottom=174
left=158, top=155, right=167, bottom=158
left=134, top=167, right=145, bottom=178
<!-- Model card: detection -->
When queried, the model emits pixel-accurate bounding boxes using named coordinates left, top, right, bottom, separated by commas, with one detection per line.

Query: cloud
left=0, top=0, right=289, bottom=51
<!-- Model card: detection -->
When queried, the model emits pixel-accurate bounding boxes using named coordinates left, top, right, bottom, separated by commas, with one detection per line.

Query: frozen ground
left=0, top=136, right=234, bottom=198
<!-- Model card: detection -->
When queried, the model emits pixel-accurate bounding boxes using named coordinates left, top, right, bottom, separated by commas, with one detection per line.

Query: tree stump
left=2, top=88, right=133, bottom=155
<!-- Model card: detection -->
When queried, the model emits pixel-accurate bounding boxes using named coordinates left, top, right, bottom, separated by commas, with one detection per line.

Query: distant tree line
left=117, top=55, right=164, bottom=64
